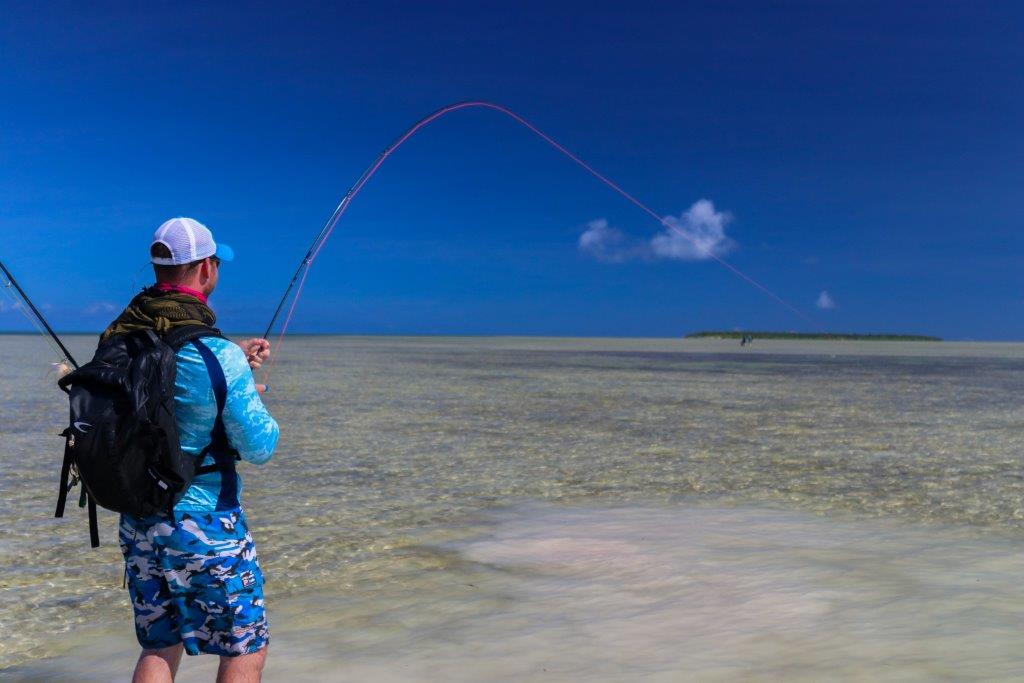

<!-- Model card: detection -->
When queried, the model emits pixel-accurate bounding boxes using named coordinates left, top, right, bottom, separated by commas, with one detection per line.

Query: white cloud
left=84, top=301, right=118, bottom=315
left=649, top=199, right=734, bottom=261
left=579, top=199, right=734, bottom=263
left=578, top=219, right=639, bottom=262
left=0, top=299, right=23, bottom=313
left=816, top=290, right=836, bottom=310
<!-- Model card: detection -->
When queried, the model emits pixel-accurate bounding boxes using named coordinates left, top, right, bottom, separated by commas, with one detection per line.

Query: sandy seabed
left=3, top=335, right=1023, bottom=680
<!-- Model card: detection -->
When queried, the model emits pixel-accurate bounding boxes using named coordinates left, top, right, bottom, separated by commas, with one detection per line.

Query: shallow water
left=1, top=336, right=1023, bottom=679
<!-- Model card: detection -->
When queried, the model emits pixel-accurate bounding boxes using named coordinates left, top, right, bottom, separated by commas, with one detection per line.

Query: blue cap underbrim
left=215, top=243, right=235, bottom=262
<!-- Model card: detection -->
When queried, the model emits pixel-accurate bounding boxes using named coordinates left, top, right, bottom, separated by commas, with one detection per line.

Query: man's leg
left=216, top=646, right=267, bottom=683
left=132, top=643, right=183, bottom=683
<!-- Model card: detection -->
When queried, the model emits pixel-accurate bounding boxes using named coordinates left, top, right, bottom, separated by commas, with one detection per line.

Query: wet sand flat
left=2, top=335, right=1022, bottom=679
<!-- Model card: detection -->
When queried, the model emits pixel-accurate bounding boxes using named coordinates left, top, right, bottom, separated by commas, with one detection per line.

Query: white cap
left=150, top=217, right=235, bottom=265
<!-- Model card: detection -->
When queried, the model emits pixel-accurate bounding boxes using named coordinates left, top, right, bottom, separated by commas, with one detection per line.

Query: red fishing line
left=262, top=101, right=811, bottom=382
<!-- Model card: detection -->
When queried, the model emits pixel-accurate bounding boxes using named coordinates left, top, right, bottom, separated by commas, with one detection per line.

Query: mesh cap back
left=151, top=217, right=233, bottom=265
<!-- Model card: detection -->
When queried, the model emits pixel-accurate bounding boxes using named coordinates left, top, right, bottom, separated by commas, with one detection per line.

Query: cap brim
left=215, top=243, right=234, bottom=262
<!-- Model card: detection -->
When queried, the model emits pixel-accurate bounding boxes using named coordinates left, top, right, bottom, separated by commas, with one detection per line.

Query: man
left=105, top=217, right=279, bottom=683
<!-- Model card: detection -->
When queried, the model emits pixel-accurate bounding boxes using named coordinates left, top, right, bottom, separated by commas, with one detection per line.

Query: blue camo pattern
left=173, top=336, right=279, bottom=512
left=119, top=508, right=268, bottom=656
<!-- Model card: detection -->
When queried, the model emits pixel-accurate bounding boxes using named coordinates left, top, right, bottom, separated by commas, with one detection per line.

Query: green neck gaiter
left=101, top=287, right=216, bottom=341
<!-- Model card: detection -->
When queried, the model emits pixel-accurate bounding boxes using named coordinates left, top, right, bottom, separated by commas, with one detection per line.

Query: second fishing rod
left=0, top=259, right=78, bottom=371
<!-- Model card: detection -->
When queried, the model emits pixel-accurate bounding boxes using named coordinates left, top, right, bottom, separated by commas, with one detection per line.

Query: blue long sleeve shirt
left=171, top=336, right=279, bottom=511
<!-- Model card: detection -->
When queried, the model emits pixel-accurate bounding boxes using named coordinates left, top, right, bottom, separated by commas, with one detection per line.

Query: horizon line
left=0, top=330, right=1016, bottom=343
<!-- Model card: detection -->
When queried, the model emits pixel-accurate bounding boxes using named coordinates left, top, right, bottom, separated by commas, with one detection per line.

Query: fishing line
left=0, top=280, right=62, bottom=359
left=0, top=259, right=78, bottom=372
left=130, top=260, right=151, bottom=296
left=261, top=100, right=812, bottom=381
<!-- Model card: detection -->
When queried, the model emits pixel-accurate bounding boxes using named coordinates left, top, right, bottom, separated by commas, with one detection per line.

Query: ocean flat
left=2, top=335, right=1022, bottom=680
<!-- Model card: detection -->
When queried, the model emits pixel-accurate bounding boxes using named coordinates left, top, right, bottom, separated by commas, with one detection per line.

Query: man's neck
left=154, top=282, right=208, bottom=304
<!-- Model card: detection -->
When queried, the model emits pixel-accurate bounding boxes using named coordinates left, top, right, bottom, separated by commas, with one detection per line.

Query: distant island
left=686, top=331, right=942, bottom=342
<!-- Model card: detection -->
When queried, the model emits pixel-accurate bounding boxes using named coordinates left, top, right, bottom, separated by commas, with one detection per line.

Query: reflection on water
left=2, top=336, right=1023, bottom=678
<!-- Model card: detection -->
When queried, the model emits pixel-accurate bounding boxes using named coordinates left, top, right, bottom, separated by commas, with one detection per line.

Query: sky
left=1, top=1, right=1022, bottom=339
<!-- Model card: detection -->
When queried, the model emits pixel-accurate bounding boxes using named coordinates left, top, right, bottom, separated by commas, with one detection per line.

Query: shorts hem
left=138, top=637, right=183, bottom=651
left=185, top=635, right=270, bottom=657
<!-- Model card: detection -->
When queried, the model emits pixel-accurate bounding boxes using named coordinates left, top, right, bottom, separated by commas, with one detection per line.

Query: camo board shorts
left=118, top=507, right=269, bottom=656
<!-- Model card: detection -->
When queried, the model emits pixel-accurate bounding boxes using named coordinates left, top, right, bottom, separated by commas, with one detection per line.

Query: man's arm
left=217, top=340, right=280, bottom=464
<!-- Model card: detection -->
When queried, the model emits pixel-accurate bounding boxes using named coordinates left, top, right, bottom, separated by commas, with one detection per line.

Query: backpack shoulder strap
left=162, top=324, right=224, bottom=351
left=190, top=337, right=229, bottom=425
left=190, top=337, right=239, bottom=510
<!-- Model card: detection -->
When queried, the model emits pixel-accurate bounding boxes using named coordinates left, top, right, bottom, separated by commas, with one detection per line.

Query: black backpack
left=56, top=325, right=236, bottom=547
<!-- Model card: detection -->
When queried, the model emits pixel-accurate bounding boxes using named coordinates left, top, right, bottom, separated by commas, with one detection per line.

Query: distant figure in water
left=740, top=334, right=754, bottom=346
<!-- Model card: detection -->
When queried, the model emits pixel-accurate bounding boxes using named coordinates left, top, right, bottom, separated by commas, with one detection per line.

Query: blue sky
left=1, top=2, right=1021, bottom=339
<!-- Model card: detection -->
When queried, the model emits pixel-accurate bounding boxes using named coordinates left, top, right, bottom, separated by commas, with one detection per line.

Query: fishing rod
left=0, top=259, right=78, bottom=369
left=259, top=104, right=507, bottom=339
left=259, top=111, right=429, bottom=340
left=260, top=100, right=813, bottom=379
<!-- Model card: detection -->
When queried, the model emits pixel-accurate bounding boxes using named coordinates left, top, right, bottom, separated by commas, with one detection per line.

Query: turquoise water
left=2, top=336, right=1023, bottom=680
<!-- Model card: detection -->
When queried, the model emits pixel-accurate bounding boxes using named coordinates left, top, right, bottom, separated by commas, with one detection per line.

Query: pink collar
left=155, top=282, right=208, bottom=304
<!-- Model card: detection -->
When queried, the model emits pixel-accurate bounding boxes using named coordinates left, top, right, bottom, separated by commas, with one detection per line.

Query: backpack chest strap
left=191, top=338, right=239, bottom=510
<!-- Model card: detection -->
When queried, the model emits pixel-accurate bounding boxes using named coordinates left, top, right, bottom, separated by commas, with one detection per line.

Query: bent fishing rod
left=0, top=259, right=78, bottom=369
left=259, top=100, right=814, bottom=379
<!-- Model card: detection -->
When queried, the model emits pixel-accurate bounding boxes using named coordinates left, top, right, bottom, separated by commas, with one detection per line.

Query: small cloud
left=0, top=299, right=23, bottom=313
left=84, top=301, right=118, bottom=315
left=802, top=256, right=819, bottom=265
left=649, top=199, right=734, bottom=261
left=816, top=290, right=836, bottom=310
left=579, top=199, right=735, bottom=263
left=578, top=219, right=633, bottom=263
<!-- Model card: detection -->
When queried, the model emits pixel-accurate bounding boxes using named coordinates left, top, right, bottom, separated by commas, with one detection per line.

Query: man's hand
left=238, top=338, right=271, bottom=370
